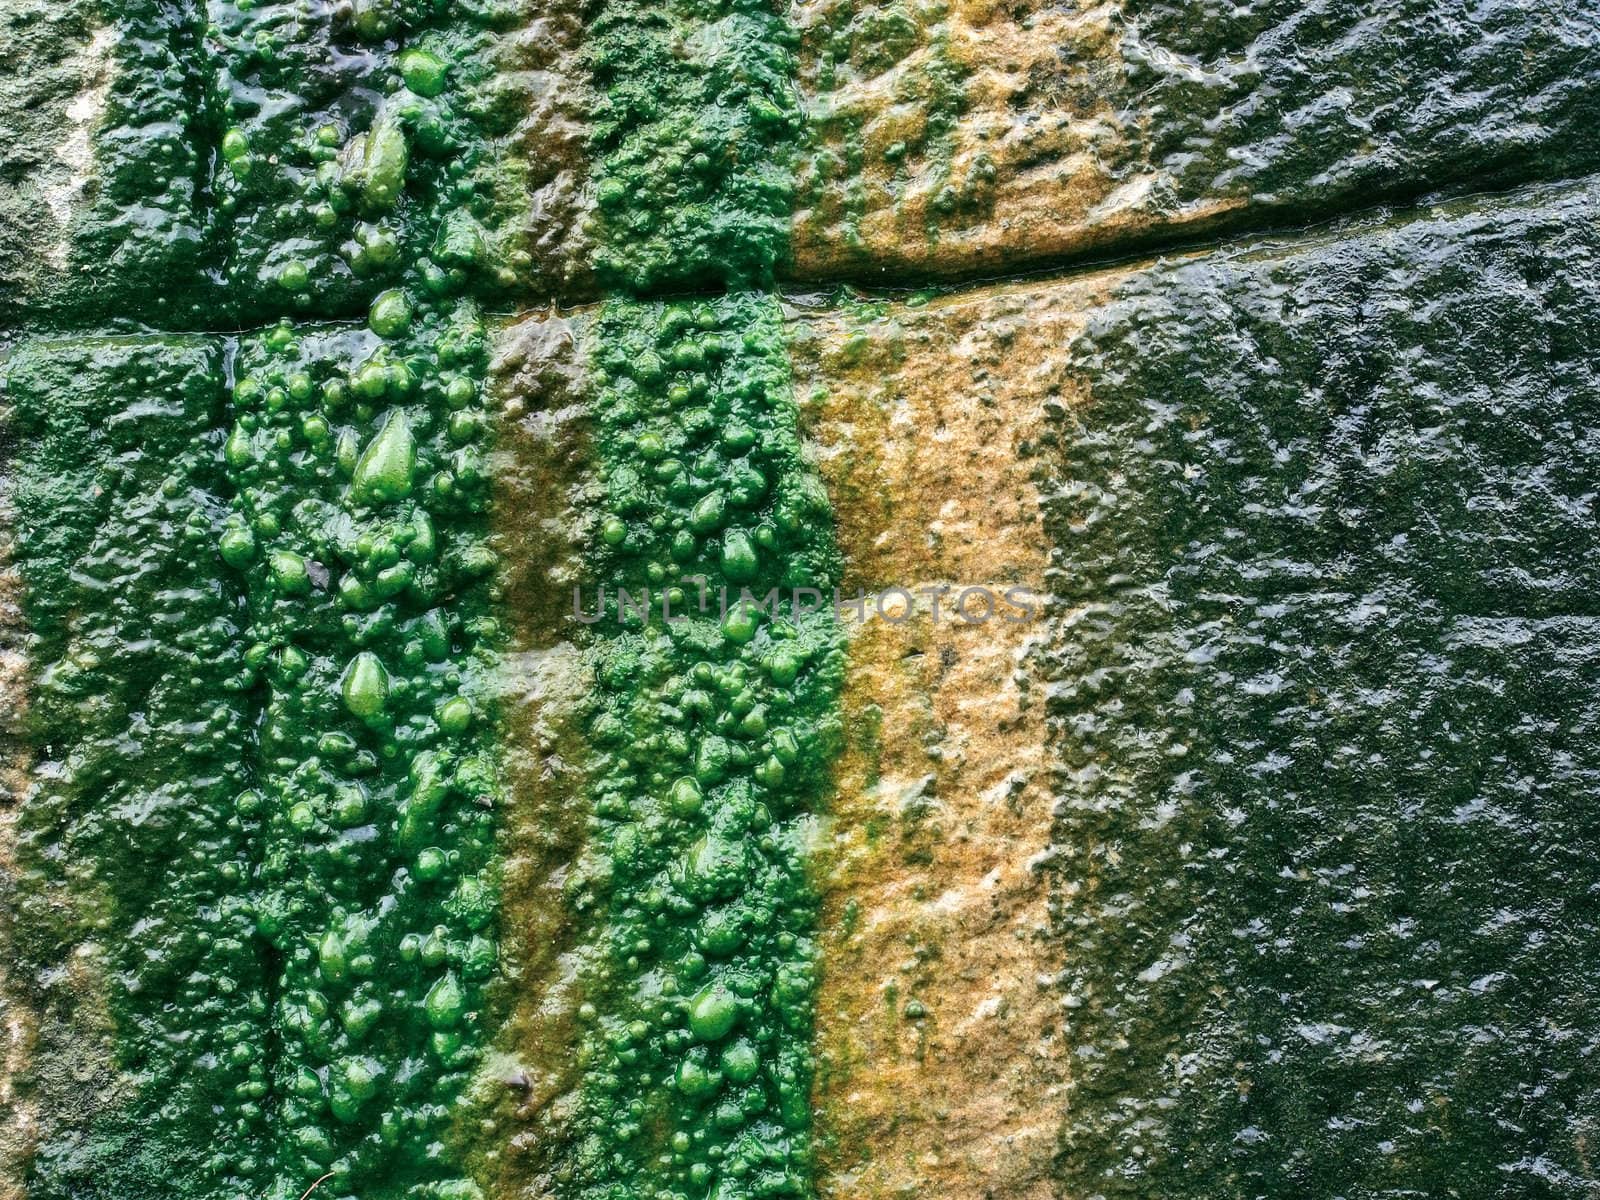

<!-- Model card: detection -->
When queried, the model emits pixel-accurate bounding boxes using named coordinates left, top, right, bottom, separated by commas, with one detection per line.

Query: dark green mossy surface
left=1044, top=176, right=1600, bottom=1198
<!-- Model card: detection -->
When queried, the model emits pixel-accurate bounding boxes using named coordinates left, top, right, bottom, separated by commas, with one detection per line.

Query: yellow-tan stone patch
left=791, top=269, right=1129, bottom=1200
left=790, top=0, right=1240, bottom=284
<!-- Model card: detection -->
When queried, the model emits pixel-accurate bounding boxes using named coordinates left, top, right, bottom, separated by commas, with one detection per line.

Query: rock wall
left=2, top=4, right=1599, bottom=1200
left=791, top=0, right=1600, bottom=282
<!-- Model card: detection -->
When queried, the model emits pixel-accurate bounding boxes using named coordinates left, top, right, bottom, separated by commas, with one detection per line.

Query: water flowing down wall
left=2, top=3, right=1600, bottom=1200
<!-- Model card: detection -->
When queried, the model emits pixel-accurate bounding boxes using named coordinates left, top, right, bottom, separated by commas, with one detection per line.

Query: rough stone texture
left=478, top=311, right=596, bottom=1197
left=791, top=276, right=1126, bottom=1200
left=1042, top=174, right=1600, bottom=1197
left=4, top=2, right=1600, bottom=1193
left=0, top=0, right=211, bottom=326
left=790, top=0, right=1600, bottom=284
left=0, top=378, right=34, bottom=1200
left=785, top=172, right=1600, bottom=1199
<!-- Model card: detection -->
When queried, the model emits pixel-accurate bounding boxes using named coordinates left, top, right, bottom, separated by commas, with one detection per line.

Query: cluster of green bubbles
left=217, top=299, right=502, bottom=1200
left=586, top=0, right=804, bottom=293
left=563, top=294, right=845, bottom=1200
left=207, top=0, right=529, bottom=322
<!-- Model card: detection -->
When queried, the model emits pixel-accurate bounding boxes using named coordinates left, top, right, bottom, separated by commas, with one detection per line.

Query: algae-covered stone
left=223, top=307, right=503, bottom=1199
left=0, top=0, right=213, bottom=325
left=586, top=0, right=803, bottom=293
left=209, top=0, right=595, bottom=322
left=1043, top=174, right=1600, bottom=1197
left=545, top=294, right=846, bottom=1199
left=3, top=335, right=265, bottom=1200
left=791, top=0, right=1600, bottom=282
left=206, top=0, right=413, bottom=320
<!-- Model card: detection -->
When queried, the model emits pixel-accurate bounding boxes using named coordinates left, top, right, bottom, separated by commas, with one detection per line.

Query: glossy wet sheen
left=1043, top=179, right=1600, bottom=1198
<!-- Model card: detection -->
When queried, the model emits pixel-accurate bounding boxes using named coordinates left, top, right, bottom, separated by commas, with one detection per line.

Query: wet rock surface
left=1043, top=174, right=1600, bottom=1198
left=2, top=336, right=262, bottom=1199
left=15, top=0, right=1600, bottom=310
left=791, top=0, right=1600, bottom=283
left=0, top=0, right=212, bottom=324
left=2, top=2, right=1600, bottom=1198
left=769, top=172, right=1600, bottom=1200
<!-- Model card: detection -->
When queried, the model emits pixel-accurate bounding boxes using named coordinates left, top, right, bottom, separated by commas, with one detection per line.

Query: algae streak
left=220, top=303, right=503, bottom=1200
left=568, top=0, right=842, bottom=1190
left=557, top=294, right=843, bottom=1200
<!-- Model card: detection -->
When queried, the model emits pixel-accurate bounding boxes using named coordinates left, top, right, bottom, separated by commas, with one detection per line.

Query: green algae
left=221, top=302, right=503, bottom=1200
left=559, top=293, right=844, bottom=1200
left=3, top=305, right=505, bottom=1200
left=9, top=0, right=830, bottom=1193
left=4, top=5, right=524, bottom=1193
left=207, top=0, right=558, bottom=322
left=572, top=0, right=846, bottom=1188
left=5, top=336, right=266, bottom=1200
left=1041, top=177, right=1600, bottom=1197
left=586, top=0, right=804, bottom=294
